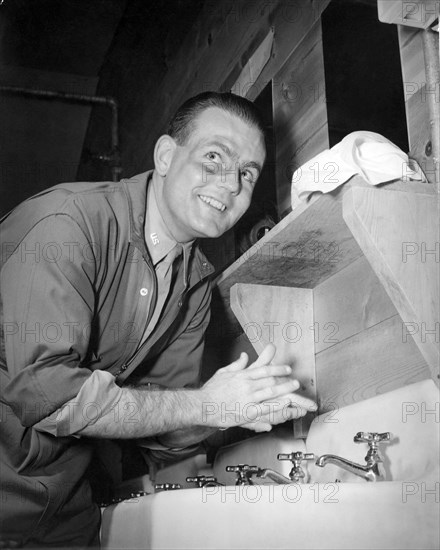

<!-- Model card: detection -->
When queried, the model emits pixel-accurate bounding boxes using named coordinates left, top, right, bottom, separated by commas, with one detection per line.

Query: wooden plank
left=230, top=283, right=316, bottom=437
left=230, top=284, right=316, bottom=391
left=272, top=19, right=329, bottom=216
left=378, top=0, right=438, bottom=29
left=343, top=187, right=440, bottom=380
left=231, top=28, right=274, bottom=97
left=316, top=315, right=431, bottom=412
left=313, top=256, right=399, bottom=353
left=398, top=25, right=435, bottom=183
left=215, top=176, right=435, bottom=338
left=217, top=177, right=368, bottom=311
left=247, top=0, right=331, bottom=101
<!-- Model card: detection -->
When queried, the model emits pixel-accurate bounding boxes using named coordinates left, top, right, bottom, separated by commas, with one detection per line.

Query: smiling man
left=0, top=92, right=317, bottom=547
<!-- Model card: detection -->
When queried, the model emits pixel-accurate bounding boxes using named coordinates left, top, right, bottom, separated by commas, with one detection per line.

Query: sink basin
left=101, top=380, right=439, bottom=549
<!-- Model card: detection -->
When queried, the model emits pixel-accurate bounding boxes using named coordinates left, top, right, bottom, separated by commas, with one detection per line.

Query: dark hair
left=167, top=91, right=266, bottom=145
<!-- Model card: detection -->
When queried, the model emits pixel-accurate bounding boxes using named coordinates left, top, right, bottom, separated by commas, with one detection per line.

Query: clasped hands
left=200, top=343, right=317, bottom=432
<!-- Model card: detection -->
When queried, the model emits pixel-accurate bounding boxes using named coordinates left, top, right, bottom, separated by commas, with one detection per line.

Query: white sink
left=101, top=379, right=440, bottom=549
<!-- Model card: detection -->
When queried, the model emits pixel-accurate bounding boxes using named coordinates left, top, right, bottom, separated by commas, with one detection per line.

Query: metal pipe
left=421, top=29, right=440, bottom=192
left=0, top=85, right=122, bottom=182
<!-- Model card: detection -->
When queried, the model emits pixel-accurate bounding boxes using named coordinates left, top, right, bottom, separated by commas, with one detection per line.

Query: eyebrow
left=208, top=140, right=238, bottom=161
left=242, top=160, right=262, bottom=177
left=206, top=140, right=263, bottom=176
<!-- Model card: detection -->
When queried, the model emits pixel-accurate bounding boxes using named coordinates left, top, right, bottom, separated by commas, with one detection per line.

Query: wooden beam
left=316, top=314, right=431, bottom=412
left=272, top=19, right=329, bottom=217
left=398, top=25, right=437, bottom=184
left=313, top=256, right=399, bottom=354
left=343, top=186, right=440, bottom=381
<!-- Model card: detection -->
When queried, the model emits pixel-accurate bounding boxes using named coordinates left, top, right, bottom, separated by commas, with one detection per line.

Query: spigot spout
left=316, top=454, right=384, bottom=482
left=257, top=469, right=292, bottom=484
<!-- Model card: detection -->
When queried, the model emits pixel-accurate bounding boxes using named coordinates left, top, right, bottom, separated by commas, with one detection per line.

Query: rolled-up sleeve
left=33, top=370, right=124, bottom=436
left=1, top=213, right=99, bottom=427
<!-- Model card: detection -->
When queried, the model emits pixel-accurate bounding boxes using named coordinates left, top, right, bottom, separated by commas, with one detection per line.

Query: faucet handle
left=277, top=452, right=315, bottom=482
left=186, top=475, right=220, bottom=487
left=354, top=432, right=391, bottom=444
left=225, top=464, right=260, bottom=485
left=278, top=452, right=315, bottom=463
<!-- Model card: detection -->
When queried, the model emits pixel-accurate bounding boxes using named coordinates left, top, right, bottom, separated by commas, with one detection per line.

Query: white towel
left=291, top=131, right=427, bottom=209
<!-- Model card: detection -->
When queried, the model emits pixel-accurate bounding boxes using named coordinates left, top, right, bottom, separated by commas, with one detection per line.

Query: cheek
left=233, top=194, right=252, bottom=218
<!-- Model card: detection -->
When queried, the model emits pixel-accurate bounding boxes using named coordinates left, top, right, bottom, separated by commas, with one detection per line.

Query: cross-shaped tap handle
left=226, top=464, right=260, bottom=473
left=186, top=475, right=218, bottom=487
left=354, top=432, right=391, bottom=444
left=226, top=464, right=260, bottom=485
left=277, top=452, right=315, bottom=482
left=277, top=452, right=315, bottom=463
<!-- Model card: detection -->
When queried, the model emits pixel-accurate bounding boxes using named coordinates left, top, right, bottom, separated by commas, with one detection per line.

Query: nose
left=217, top=163, right=241, bottom=195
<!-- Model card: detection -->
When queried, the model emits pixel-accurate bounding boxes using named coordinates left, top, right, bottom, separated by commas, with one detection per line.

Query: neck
left=151, top=171, right=194, bottom=245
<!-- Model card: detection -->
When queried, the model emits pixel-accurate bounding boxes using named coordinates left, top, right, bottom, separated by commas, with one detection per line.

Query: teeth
left=199, top=195, right=226, bottom=212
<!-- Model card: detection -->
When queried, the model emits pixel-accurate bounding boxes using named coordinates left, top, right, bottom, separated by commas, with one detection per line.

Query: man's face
left=155, top=106, right=266, bottom=242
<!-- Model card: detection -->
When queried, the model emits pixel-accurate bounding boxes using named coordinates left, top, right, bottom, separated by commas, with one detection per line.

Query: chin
left=194, top=220, right=230, bottom=239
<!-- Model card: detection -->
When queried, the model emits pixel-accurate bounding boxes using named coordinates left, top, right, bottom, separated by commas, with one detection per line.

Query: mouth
left=198, top=194, right=227, bottom=212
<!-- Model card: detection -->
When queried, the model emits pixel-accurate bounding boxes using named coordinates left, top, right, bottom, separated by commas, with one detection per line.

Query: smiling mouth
left=198, top=194, right=227, bottom=212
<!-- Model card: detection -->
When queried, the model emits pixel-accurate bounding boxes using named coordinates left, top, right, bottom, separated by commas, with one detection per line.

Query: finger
left=248, top=343, right=276, bottom=369
left=286, top=394, right=318, bottom=411
left=258, top=389, right=317, bottom=412
left=243, top=399, right=313, bottom=426
left=222, top=352, right=249, bottom=372
left=251, top=405, right=310, bottom=424
left=254, top=380, right=300, bottom=401
left=247, top=364, right=292, bottom=380
left=241, top=421, right=272, bottom=433
left=283, top=405, right=312, bottom=420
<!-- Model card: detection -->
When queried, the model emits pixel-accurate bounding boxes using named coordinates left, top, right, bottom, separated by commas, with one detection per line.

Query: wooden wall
left=272, top=20, right=329, bottom=218
left=80, top=0, right=331, bottom=182
left=398, top=25, right=436, bottom=182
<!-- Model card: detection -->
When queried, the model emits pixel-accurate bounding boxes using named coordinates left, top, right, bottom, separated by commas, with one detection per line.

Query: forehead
left=188, top=107, right=266, bottom=161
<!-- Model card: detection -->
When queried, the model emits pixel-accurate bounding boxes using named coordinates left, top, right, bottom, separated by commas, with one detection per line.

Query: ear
left=154, top=135, right=177, bottom=177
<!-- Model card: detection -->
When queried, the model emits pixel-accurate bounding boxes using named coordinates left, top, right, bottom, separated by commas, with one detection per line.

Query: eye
left=206, top=151, right=221, bottom=162
left=241, top=169, right=256, bottom=185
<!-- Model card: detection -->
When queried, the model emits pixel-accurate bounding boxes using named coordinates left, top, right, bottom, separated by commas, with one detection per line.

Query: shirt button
left=140, top=288, right=148, bottom=296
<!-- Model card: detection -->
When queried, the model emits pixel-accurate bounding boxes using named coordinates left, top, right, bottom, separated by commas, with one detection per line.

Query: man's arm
left=76, top=344, right=317, bottom=440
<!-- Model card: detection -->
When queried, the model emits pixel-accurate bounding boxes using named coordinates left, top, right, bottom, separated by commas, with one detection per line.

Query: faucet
left=186, top=475, right=224, bottom=488
left=227, top=452, right=315, bottom=485
left=316, top=432, right=391, bottom=482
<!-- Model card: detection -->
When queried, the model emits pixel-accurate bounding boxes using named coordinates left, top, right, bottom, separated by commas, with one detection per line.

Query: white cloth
left=291, top=131, right=427, bottom=209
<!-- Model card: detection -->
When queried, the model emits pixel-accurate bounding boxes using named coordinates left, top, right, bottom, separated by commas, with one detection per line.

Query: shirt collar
left=122, top=171, right=215, bottom=282
left=144, top=173, right=194, bottom=270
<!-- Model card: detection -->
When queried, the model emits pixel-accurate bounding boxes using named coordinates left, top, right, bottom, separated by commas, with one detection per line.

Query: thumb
left=249, top=343, right=276, bottom=369
left=223, top=352, right=249, bottom=372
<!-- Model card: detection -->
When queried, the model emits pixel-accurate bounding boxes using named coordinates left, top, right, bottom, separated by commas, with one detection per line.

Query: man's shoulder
left=35, top=172, right=149, bottom=212
left=1, top=172, right=151, bottom=246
